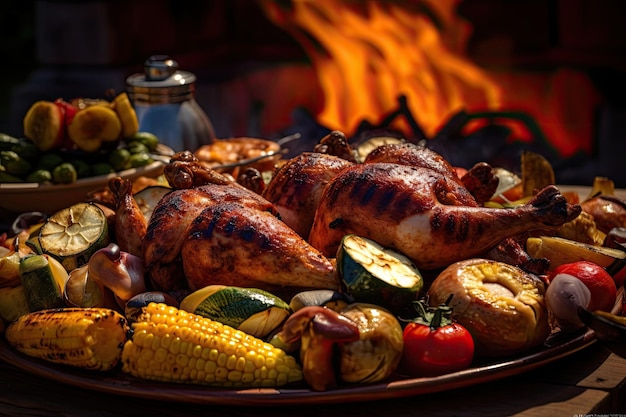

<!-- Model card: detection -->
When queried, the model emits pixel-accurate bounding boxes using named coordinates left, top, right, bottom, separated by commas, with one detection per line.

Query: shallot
left=88, top=243, right=146, bottom=308
left=545, top=273, right=591, bottom=331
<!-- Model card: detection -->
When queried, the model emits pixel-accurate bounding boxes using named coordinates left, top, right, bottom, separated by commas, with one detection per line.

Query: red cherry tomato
left=400, top=302, right=474, bottom=377
left=547, top=261, right=617, bottom=312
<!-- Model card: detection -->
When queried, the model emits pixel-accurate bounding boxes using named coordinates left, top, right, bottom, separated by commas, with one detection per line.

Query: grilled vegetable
left=87, top=243, right=146, bottom=308
left=400, top=300, right=474, bottom=376
left=521, top=150, right=555, bottom=197
left=133, top=185, right=171, bottom=222
left=0, top=285, right=30, bottom=323
left=289, top=290, right=354, bottom=312
left=0, top=248, right=22, bottom=288
left=121, top=302, right=303, bottom=388
left=19, top=253, right=68, bottom=311
left=277, top=305, right=361, bottom=391
left=337, top=303, right=404, bottom=384
left=180, top=285, right=291, bottom=339
left=337, top=234, right=423, bottom=314
left=39, top=203, right=110, bottom=272
left=5, top=307, right=129, bottom=371
left=526, top=236, right=626, bottom=271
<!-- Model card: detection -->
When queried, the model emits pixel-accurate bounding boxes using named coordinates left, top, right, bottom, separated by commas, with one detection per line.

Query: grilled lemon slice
left=39, top=203, right=110, bottom=272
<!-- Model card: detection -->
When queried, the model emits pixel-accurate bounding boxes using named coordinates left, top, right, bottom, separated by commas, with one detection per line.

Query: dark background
left=2, top=0, right=626, bottom=184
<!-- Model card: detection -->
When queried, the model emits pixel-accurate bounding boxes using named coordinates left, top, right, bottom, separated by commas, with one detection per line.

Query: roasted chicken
left=262, top=152, right=354, bottom=238
left=308, top=162, right=581, bottom=269
left=109, top=177, right=147, bottom=259
left=364, top=142, right=499, bottom=205
left=143, top=151, right=340, bottom=298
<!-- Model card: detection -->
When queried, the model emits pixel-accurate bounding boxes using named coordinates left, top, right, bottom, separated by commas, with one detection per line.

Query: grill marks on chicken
left=143, top=184, right=280, bottom=291
left=181, top=201, right=338, bottom=299
left=364, top=142, right=498, bottom=205
left=309, top=163, right=581, bottom=269
left=262, top=152, right=354, bottom=238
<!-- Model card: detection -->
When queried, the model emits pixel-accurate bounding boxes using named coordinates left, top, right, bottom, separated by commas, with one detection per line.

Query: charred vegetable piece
left=5, top=308, right=129, bottom=371
left=180, top=285, right=291, bottom=339
left=337, top=234, right=423, bottom=314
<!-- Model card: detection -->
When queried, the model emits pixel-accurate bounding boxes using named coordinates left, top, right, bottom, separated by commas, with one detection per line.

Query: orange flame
left=260, top=0, right=601, bottom=157
left=261, top=0, right=501, bottom=139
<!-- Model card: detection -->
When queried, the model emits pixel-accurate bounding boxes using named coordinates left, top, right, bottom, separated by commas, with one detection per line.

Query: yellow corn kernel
left=121, top=303, right=303, bottom=388
left=5, top=308, right=129, bottom=371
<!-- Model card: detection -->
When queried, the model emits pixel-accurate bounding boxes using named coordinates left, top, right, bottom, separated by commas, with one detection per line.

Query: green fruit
left=1, top=150, right=32, bottom=176
left=25, top=169, right=52, bottom=184
left=0, top=133, right=20, bottom=151
left=108, top=148, right=132, bottom=171
left=11, top=139, right=40, bottom=161
left=0, top=171, right=24, bottom=183
left=52, top=162, right=78, bottom=184
left=70, top=159, right=90, bottom=178
left=90, top=162, right=115, bottom=176
left=37, top=153, right=64, bottom=171
left=39, top=203, right=110, bottom=272
left=337, top=234, right=424, bottom=314
left=126, top=141, right=148, bottom=155
left=131, top=131, right=159, bottom=152
left=129, top=152, right=154, bottom=168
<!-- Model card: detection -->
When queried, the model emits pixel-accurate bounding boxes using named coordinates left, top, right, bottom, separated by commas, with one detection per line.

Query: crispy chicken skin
left=143, top=184, right=280, bottom=292
left=364, top=142, right=498, bottom=205
left=109, top=177, right=147, bottom=259
left=181, top=201, right=339, bottom=299
left=144, top=150, right=340, bottom=296
left=308, top=162, right=581, bottom=269
left=262, top=152, right=354, bottom=238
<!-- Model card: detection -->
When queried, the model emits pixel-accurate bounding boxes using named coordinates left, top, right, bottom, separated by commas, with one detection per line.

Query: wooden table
left=0, top=342, right=624, bottom=417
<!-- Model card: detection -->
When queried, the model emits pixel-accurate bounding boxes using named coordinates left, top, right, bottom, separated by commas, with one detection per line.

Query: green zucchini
left=337, top=234, right=424, bottom=314
left=180, top=285, right=291, bottom=339
left=19, top=254, right=66, bottom=312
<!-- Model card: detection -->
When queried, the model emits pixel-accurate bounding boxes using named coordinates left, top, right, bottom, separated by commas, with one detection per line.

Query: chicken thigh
left=308, top=162, right=581, bottom=269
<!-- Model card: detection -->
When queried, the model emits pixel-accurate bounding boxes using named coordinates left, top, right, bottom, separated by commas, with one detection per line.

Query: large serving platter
left=0, top=328, right=598, bottom=406
left=0, top=184, right=622, bottom=405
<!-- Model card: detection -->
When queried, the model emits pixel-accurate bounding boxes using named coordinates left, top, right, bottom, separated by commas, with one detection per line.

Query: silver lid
left=126, top=55, right=196, bottom=88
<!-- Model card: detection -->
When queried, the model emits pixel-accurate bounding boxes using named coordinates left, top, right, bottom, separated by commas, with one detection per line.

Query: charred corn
left=121, top=302, right=303, bottom=388
left=5, top=308, right=128, bottom=371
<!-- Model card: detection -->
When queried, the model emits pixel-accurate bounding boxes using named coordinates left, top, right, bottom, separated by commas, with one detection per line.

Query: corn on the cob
left=121, top=302, right=303, bottom=388
left=5, top=307, right=128, bottom=371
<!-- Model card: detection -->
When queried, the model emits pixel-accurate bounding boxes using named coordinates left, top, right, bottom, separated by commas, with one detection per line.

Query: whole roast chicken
left=308, top=162, right=581, bottom=269
left=142, top=151, right=340, bottom=298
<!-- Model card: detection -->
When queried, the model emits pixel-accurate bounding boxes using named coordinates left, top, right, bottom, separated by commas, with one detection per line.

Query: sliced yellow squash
left=526, top=236, right=626, bottom=271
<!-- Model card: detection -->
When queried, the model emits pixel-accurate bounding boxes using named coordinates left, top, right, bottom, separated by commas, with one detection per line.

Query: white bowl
left=0, top=161, right=165, bottom=215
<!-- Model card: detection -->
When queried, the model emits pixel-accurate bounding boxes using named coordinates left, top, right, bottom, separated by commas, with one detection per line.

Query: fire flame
left=260, top=0, right=600, bottom=157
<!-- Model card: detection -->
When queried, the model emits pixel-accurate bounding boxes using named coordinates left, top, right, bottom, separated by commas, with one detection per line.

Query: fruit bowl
left=0, top=160, right=166, bottom=215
